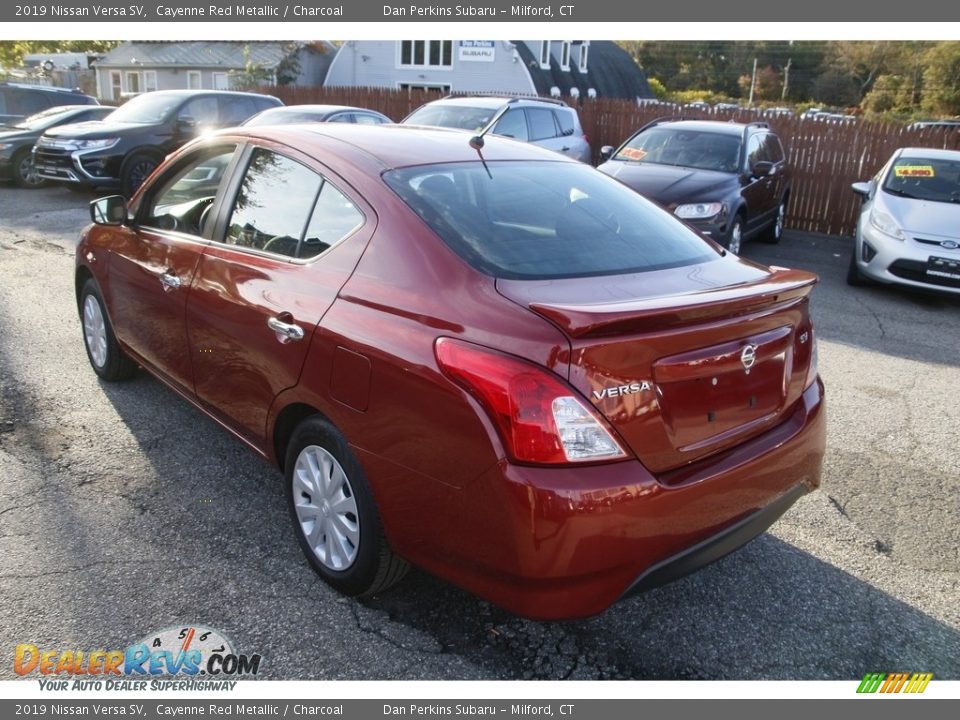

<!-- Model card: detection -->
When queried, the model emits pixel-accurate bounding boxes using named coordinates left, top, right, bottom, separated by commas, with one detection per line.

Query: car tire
left=285, top=416, right=408, bottom=598
left=846, top=247, right=872, bottom=286
left=725, top=215, right=744, bottom=255
left=762, top=199, right=786, bottom=244
left=120, top=151, right=161, bottom=198
left=79, top=278, right=137, bottom=381
left=11, top=148, right=46, bottom=189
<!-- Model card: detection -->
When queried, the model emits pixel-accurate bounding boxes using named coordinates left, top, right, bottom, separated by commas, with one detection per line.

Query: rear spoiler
left=530, top=268, right=818, bottom=338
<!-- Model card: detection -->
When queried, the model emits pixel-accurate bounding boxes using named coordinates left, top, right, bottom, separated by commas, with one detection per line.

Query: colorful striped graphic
left=857, top=672, right=933, bottom=694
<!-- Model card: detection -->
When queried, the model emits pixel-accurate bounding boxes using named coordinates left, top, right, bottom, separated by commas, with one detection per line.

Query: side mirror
left=176, top=116, right=197, bottom=132
left=599, top=145, right=615, bottom=162
left=851, top=181, right=873, bottom=198
left=750, top=161, right=774, bottom=178
left=90, top=195, right=127, bottom=226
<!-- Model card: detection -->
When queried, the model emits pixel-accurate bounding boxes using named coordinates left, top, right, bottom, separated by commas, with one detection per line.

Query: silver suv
left=402, top=96, right=591, bottom=163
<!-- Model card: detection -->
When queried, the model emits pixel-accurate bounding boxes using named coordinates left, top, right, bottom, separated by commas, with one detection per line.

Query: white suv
left=403, top=96, right=592, bottom=163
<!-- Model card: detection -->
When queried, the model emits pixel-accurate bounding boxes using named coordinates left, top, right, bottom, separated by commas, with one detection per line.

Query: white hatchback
left=849, top=147, right=960, bottom=295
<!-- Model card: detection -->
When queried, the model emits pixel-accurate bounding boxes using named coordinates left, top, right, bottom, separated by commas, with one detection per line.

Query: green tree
left=920, top=41, right=960, bottom=116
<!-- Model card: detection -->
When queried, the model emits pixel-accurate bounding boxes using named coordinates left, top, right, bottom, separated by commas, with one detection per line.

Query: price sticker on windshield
left=618, top=147, right=648, bottom=161
left=894, top=165, right=935, bottom=177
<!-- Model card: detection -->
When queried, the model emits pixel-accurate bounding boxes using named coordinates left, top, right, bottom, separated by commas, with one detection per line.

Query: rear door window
left=527, top=108, right=559, bottom=141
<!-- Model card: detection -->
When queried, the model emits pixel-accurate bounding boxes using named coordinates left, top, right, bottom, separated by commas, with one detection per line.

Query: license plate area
left=927, top=255, right=960, bottom=281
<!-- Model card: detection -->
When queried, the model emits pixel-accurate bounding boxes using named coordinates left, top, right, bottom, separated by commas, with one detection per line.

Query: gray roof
left=515, top=41, right=653, bottom=101
left=94, top=41, right=328, bottom=70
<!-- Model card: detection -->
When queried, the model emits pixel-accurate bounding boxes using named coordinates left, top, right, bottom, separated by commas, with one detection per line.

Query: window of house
left=187, top=71, right=202, bottom=90
left=143, top=70, right=158, bottom=93
left=578, top=42, right=589, bottom=72
left=398, top=82, right=451, bottom=93
left=110, top=71, right=122, bottom=101
left=125, top=71, right=140, bottom=94
left=560, top=42, right=571, bottom=71
left=400, top=41, right=453, bottom=68
left=539, top=41, right=550, bottom=69
left=212, top=73, right=229, bottom=91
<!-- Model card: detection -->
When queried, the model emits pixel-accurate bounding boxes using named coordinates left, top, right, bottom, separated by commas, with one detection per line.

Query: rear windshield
left=883, top=156, right=960, bottom=204
left=384, top=161, right=717, bottom=280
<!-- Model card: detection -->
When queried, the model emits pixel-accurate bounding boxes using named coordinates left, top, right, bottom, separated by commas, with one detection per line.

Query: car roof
left=648, top=120, right=759, bottom=137
left=214, top=123, right=576, bottom=171
left=420, top=96, right=566, bottom=110
left=138, top=89, right=279, bottom=100
left=895, top=147, right=960, bottom=161
left=258, top=104, right=381, bottom=115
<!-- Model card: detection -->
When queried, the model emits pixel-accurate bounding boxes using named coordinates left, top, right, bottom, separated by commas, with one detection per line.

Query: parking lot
left=0, top=184, right=958, bottom=680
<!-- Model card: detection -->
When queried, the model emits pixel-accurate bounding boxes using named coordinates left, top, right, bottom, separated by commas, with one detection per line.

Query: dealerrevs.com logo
left=14, top=626, right=262, bottom=691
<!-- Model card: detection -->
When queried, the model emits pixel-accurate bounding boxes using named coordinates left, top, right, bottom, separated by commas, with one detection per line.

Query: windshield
left=11, top=106, right=77, bottom=131
left=882, top=156, right=960, bottom=204
left=107, top=94, right=182, bottom=124
left=404, top=105, right=497, bottom=132
left=384, top=161, right=717, bottom=280
left=615, top=128, right=742, bottom=173
left=244, top=109, right=327, bottom=127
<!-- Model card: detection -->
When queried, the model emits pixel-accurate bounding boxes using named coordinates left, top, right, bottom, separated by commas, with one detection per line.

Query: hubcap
left=82, top=295, right=108, bottom=368
left=130, top=160, right=157, bottom=192
left=18, top=155, right=41, bottom=186
left=293, top=445, right=360, bottom=571
left=729, top=221, right=742, bottom=255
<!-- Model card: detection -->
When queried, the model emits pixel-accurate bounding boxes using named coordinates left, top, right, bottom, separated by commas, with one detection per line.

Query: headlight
left=868, top=207, right=905, bottom=241
left=675, top=202, right=723, bottom=220
left=0, top=142, right=14, bottom=151
left=74, top=138, right=120, bottom=151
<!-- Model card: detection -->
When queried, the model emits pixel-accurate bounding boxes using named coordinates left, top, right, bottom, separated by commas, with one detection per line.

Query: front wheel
left=725, top=216, right=744, bottom=255
left=285, top=416, right=408, bottom=597
left=79, top=278, right=137, bottom=381
left=120, top=152, right=160, bottom=198
left=12, top=148, right=46, bottom=188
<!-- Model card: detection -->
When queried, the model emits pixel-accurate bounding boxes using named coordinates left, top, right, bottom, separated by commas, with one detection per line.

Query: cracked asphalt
left=0, top=185, right=958, bottom=681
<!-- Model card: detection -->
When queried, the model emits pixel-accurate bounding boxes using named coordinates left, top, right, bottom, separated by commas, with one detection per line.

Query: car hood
left=42, top=120, right=148, bottom=139
left=878, top=191, right=960, bottom=239
left=598, top=161, right=738, bottom=205
left=0, top=126, right=37, bottom=142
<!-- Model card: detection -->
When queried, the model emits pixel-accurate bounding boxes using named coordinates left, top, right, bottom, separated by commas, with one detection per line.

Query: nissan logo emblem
left=741, top=344, right=758, bottom=372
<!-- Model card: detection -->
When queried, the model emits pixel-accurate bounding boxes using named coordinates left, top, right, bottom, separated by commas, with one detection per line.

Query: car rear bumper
left=380, top=378, right=825, bottom=619
left=855, top=220, right=960, bottom=294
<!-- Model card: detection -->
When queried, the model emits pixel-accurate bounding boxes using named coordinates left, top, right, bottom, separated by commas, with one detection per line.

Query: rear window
left=384, top=161, right=717, bottom=280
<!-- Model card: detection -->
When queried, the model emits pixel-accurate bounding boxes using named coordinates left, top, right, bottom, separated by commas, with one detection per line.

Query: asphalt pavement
left=0, top=184, right=957, bottom=681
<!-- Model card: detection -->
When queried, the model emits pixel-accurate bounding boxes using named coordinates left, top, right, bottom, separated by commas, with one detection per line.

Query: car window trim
left=209, top=140, right=370, bottom=266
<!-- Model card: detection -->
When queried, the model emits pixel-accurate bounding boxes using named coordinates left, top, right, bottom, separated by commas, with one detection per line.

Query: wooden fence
left=268, top=86, right=960, bottom=238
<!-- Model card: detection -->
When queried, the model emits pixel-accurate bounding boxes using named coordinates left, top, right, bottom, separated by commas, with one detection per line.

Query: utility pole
left=749, top=57, right=758, bottom=106
left=782, top=57, right=792, bottom=101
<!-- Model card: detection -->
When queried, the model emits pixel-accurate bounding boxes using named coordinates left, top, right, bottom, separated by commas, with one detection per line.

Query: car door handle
left=157, top=270, right=181, bottom=291
left=267, top=316, right=305, bottom=342
left=561, top=146, right=571, bottom=152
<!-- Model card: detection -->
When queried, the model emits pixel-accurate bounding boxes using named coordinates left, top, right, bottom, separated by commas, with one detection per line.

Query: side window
left=301, top=182, right=364, bottom=259
left=15, top=90, right=50, bottom=115
left=142, top=145, right=238, bottom=236
left=354, top=113, right=387, bottom=125
left=219, top=96, right=257, bottom=126
left=178, top=96, right=219, bottom=126
left=327, top=112, right=353, bottom=124
left=745, top=134, right=764, bottom=171
left=494, top=109, right=528, bottom=141
left=554, top=109, right=575, bottom=137
left=528, top=108, right=559, bottom=141
left=763, top=133, right=785, bottom=164
left=225, top=149, right=323, bottom=259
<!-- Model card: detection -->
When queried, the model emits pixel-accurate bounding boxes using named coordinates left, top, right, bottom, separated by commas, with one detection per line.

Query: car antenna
left=469, top=101, right=515, bottom=179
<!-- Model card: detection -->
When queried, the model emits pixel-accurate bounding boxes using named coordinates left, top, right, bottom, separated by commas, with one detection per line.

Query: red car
left=76, top=124, right=825, bottom=620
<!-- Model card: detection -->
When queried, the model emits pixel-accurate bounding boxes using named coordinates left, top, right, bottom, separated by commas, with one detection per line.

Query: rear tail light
left=435, top=338, right=630, bottom=466
left=805, top=327, right=819, bottom=389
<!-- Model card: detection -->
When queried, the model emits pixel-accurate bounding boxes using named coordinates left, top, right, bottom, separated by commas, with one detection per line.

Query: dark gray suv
left=33, top=89, right=281, bottom=196
left=0, top=82, right=98, bottom=124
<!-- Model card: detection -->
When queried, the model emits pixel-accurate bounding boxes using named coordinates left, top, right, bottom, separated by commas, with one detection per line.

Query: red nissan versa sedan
left=75, top=124, right=826, bottom=620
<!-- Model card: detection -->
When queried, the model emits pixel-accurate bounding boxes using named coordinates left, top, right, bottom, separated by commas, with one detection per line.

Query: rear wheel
left=762, top=199, right=786, bottom=244
left=11, top=148, right=46, bottom=188
left=285, top=416, right=408, bottom=598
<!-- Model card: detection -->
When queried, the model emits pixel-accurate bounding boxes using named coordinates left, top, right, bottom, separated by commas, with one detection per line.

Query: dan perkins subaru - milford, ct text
left=384, top=5, right=575, bottom=16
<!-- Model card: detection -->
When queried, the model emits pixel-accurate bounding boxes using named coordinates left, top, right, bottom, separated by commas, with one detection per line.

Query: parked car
left=402, top=96, right=591, bottom=163
left=33, top=89, right=281, bottom=196
left=0, top=105, right=114, bottom=188
left=76, top=124, right=824, bottom=620
left=905, top=119, right=960, bottom=132
left=0, top=82, right=98, bottom=124
left=243, top=104, right=391, bottom=127
left=597, top=119, right=790, bottom=254
left=848, top=147, right=960, bottom=295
